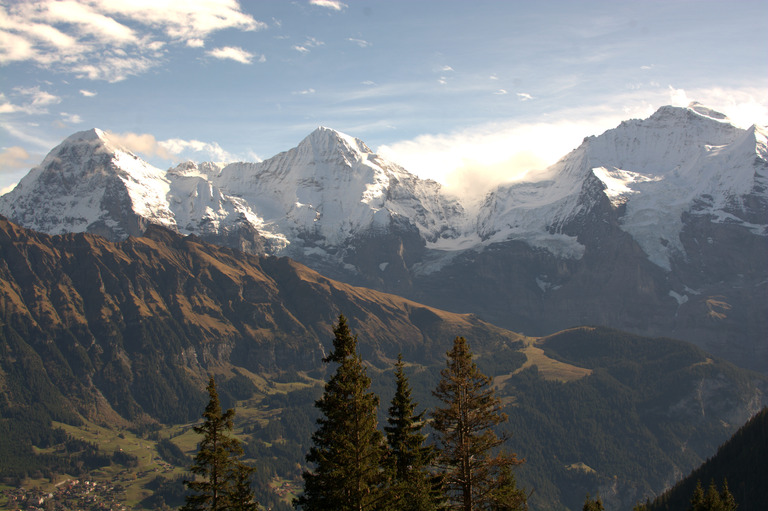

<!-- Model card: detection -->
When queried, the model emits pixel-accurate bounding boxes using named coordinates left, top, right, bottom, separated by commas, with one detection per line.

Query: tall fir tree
left=383, top=354, right=443, bottom=511
left=295, top=315, right=385, bottom=511
left=182, top=376, right=259, bottom=511
left=431, top=336, right=525, bottom=511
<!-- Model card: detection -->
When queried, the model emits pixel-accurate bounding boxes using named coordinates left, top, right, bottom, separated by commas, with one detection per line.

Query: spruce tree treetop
left=295, top=314, right=385, bottom=511
left=182, top=376, right=258, bottom=511
left=383, top=353, right=442, bottom=511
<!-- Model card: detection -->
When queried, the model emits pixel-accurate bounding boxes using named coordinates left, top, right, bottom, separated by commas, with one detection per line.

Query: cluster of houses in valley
left=1, top=479, right=126, bottom=511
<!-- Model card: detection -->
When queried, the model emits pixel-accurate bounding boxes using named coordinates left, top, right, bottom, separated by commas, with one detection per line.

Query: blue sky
left=1, top=0, right=767, bottom=196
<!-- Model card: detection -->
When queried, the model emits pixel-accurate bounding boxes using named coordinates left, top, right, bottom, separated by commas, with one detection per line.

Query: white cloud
left=293, top=45, right=310, bottom=54
left=0, top=146, right=31, bottom=174
left=1, top=182, right=18, bottom=195
left=73, top=54, right=158, bottom=82
left=160, top=137, right=235, bottom=162
left=494, top=89, right=508, bottom=95
left=293, top=88, right=316, bottom=95
left=309, top=0, right=347, bottom=11
left=106, top=131, right=174, bottom=160
left=377, top=85, right=768, bottom=203
left=441, top=65, right=454, bottom=72
left=517, top=92, right=533, bottom=101
left=207, top=46, right=255, bottom=64
left=667, top=85, right=768, bottom=128
left=0, top=87, right=61, bottom=115
left=348, top=38, right=370, bottom=48
left=79, top=89, right=97, bottom=97
left=0, top=0, right=265, bottom=81
left=377, top=105, right=658, bottom=201
left=104, top=131, right=238, bottom=163
left=60, top=112, right=83, bottom=124
left=0, top=121, right=58, bottom=148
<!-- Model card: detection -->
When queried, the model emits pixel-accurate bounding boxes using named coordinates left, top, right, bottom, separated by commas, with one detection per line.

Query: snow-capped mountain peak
left=207, top=127, right=463, bottom=249
left=0, top=104, right=764, bottom=275
left=472, top=104, right=766, bottom=268
left=300, top=126, right=373, bottom=157
left=0, top=127, right=175, bottom=239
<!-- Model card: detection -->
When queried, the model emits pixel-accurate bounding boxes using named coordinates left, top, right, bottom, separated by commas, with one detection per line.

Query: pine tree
left=383, top=354, right=443, bottom=511
left=431, top=336, right=525, bottom=511
left=686, top=478, right=738, bottom=511
left=295, top=315, right=385, bottom=511
left=719, top=479, right=737, bottom=511
left=583, top=494, right=605, bottom=511
left=690, top=480, right=706, bottom=511
left=182, top=376, right=258, bottom=511
left=703, top=481, right=723, bottom=511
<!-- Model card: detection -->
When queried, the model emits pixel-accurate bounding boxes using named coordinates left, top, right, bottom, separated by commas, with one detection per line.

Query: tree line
left=182, top=315, right=526, bottom=510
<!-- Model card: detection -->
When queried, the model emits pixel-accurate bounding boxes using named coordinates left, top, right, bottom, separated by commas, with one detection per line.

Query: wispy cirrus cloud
left=0, top=87, right=61, bottom=115
left=348, top=38, right=370, bottom=48
left=0, top=0, right=266, bottom=82
left=60, top=112, right=83, bottom=124
left=207, top=46, right=259, bottom=64
left=292, top=36, right=324, bottom=54
left=309, top=0, right=347, bottom=11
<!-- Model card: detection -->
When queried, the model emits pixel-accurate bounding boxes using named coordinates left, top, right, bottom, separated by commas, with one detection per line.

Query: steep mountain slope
left=644, top=407, right=767, bottom=510
left=1, top=105, right=765, bottom=371
left=0, top=215, right=519, bottom=424
left=0, top=217, right=764, bottom=510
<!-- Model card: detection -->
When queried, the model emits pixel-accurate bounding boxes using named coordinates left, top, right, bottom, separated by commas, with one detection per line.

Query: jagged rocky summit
left=1, top=104, right=766, bottom=371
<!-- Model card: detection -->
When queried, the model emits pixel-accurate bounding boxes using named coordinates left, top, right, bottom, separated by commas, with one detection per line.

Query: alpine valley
left=0, top=104, right=766, bottom=510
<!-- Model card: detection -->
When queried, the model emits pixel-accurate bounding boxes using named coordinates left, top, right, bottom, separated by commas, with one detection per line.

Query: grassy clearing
left=48, top=420, right=187, bottom=507
left=512, top=337, right=592, bottom=383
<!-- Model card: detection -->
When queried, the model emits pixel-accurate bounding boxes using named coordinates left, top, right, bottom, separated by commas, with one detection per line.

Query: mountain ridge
left=1, top=104, right=765, bottom=372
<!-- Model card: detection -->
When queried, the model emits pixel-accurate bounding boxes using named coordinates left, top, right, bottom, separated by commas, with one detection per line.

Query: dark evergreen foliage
left=583, top=494, right=605, bottom=511
left=295, top=315, right=385, bottom=510
left=156, top=437, right=192, bottom=467
left=382, top=353, right=443, bottom=510
left=182, top=376, right=259, bottom=511
left=431, top=336, right=526, bottom=511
